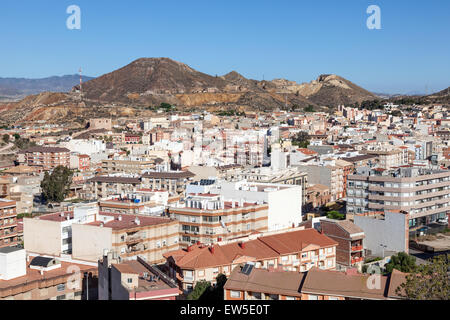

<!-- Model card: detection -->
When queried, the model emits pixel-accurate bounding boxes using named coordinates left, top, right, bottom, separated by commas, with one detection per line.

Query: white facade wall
left=0, top=249, right=26, bottom=280
left=354, top=212, right=407, bottom=256
left=211, top=181, right=302, bottom=231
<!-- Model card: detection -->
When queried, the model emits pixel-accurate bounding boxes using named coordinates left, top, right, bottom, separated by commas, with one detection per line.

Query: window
left=127, top=278, right=133, bottom=283
left=213, top=267, right=219, bottom=274
left=308, top=295, right=318, bottom=300
left=327, top=247, right=333, bottom=254
left=285, top=296, right=296, bottom=300
left=281, top=256, right=289, bottom=262
left=56, top=294, right=66, bottom=300
left=230, top=291, right=241, bottom=298
left=198, top=270, right=205, bottom=277
left=57, top=284, right=65, bottom=292
left=301, top=253, right=308, bottom=259
left=252, top=292, right=262, bottom=300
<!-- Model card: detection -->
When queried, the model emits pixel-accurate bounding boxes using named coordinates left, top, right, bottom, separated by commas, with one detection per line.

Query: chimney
left=187, top=245, right=193, bottom=252
left=239, top=242, right=245, bottom=249
left=232, top=201, right=236, bottom=209
left=196, top=241, right=201, bottom=245
left=135, top=217, right=140, bottom=225
left=209, top=246, right=215, bottom=254
left=118, top=215, right=122, bottom=221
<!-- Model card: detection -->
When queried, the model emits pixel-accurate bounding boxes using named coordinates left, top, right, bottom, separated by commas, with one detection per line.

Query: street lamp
left=380, top=244, right=387, bottom=258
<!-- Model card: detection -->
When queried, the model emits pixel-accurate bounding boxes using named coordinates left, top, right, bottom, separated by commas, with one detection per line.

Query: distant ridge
left=0, top=74, right=95, bottom=100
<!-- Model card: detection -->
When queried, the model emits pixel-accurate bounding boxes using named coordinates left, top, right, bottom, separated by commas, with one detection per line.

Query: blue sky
left=0, top=0, right=449, bottom=94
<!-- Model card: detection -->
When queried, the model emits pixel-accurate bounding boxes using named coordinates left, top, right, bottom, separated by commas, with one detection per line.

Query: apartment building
left=0, top=199, right=18, bottom=248
left=141, top=171, right=195, bottom=195
left=305, top=184, right=331, bottom=209
left=365, top=150, right=404, bottom=169
left=19, top=146, right=70, bottom=171
left=169, top=194, right=269, bottom=247
left=101, top=159, right=159, bottom=175
left=224, top=265, right=406, bottom=301
left=98, top=255, right=179, bottom=300
left=24, top=205, right=99, bottom=256
left=186, top=180, right=302, bottom=231
left=73, top=212, right=179, bottom=264
left=319, top=219, right=365, bottom=268
left=223, top=167, right=308, bottom=206
left=81, top=176, right=142, bottom=200
left=24, top=205, right=179, bottom=264
left=98, top=190, right=169, bottom=216
left=0, top=249, right=97, bottom=300
left=299, top=164, right=344, bottom=202
left=346, top=166, right=450, bottom=230
left=70, top=154, right=90, bottom=171
left=163, top=228, right=337, bottom=292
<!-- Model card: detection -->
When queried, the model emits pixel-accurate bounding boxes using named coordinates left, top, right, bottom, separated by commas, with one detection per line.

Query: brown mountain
left=74, top=58, right=375, bottom=109
left=0, top=58, right=382, bottom=124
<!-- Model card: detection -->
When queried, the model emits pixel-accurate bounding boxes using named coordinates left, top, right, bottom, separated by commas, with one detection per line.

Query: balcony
left=126, top=234, right=143, bottom=243
left=351, top=245, right=363, bottom=252
left=351, top=256, right=364, bottom=264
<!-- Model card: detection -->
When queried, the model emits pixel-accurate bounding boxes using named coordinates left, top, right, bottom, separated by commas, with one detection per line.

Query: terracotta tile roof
left=258, top=229, right=337, bottom=255
left=165, top=229, right=337, bottom=269
left=224, top=266, right=304, bottom=297
left=386, top=269, right=407, bottom=299
left=330, top=219, right=365, bottom=236
left=296, top=148, right=318, bottom=155
left=301, top=267, right=388, bottom=300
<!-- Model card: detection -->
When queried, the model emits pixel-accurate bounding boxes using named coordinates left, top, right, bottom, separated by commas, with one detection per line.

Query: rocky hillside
left=75, top=58, right=375, bottom=109
left=1, top=58, right=383, bottom=124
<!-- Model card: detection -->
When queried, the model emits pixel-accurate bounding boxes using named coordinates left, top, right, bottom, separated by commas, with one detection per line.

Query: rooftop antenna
left=79, top=67, right=83, bottom=93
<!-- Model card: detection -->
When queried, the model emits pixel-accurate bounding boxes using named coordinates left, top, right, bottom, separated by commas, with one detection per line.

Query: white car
left=437, top=218, right=448, bottom=225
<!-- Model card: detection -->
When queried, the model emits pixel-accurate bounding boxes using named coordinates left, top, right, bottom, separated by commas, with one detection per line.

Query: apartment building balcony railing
left=126, top=234, right=143, bottom=243
left=351, top=245, right=363, bottom=252
left=351, top=256, right=364, bottom=264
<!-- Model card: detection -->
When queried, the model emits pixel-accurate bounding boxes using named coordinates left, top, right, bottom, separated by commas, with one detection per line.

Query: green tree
left=326, top=210, right=345, bottom=220
left=304, top=105, right=315, bottom=113
left=396, top=254, right=449, bottom=300
left=187, top=280, right=211, bottom=300
left=198, top=274, right=228, bottom=300
left=291, top=131, right=310, bottom=148
left=385, top=252, right=416, bottom=274
left=40, top=166, right=73, bottom=203
left=2, top=134, right=9, bottom=143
